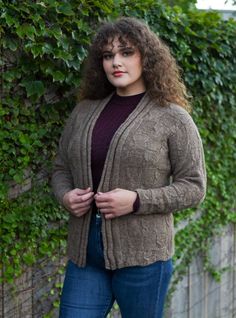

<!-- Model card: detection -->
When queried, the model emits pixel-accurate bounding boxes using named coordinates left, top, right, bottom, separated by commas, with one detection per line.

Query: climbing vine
left=0, top=0, right=235, bottom=315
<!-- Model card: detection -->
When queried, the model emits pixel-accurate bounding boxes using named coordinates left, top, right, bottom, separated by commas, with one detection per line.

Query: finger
left=95, top=201, right=111, bottom=209
left=72, top=207, right=90, bottom=216
left=80, top=192, right=94, bottom=202
left=78, top=206, right=89, bottom=213
left=71, top=192, right=94, bottom=204
left=75, top=187, right=92, bottom=195
left=95, top=193, right=112, bottom=202
left=71, top=197, right=94, bottom=210
left=104, top=213, right=114, bottom=219
left=100, top=208, right=113, bottom=213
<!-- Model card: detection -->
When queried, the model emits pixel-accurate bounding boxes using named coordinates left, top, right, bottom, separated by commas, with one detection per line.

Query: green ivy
left=0, top=183, right=68, bottom=283
left=0, top=1, right=236, bottom=314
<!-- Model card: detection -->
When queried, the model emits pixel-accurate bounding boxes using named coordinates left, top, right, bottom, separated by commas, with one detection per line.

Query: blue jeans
left=59, top=213, right=173, bottom=318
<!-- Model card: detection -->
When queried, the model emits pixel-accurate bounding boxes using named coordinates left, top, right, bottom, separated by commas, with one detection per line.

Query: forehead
left=103, top=37, right=133, bottom=51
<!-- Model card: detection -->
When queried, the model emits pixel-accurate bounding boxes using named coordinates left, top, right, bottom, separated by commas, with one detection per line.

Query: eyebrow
left=102, top=46, right=134, bottom=53
left=120, top=46, right=134, bottom=50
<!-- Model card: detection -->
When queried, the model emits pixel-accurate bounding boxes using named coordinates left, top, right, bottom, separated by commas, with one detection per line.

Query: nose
left=112, top=54, right=121, bottom=68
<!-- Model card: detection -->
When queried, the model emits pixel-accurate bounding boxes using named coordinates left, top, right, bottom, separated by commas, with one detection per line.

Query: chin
left=113, top=83, right=129, bottom=88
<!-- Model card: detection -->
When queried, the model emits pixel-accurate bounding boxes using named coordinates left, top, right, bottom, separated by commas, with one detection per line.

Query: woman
left=52, top=17, right=206, bottom=318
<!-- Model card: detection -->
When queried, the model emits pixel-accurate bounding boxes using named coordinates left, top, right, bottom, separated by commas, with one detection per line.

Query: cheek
left=133, top=57, right=143, bottom=75
left=134, top=62, right=143, bottom=77
left=102, top=62, right=106, bottom=72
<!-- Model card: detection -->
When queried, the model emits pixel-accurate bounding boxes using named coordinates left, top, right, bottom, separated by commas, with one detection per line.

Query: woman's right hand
left=62, top=187, right=94, bottom=217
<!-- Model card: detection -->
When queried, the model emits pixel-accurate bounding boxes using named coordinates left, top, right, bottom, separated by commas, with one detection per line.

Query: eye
left=122, top=49, right=134, bottom=57
left=103, top=53, right=113, bottom=60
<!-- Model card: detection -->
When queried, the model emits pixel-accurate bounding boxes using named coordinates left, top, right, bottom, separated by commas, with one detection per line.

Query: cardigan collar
left=80, top=92, right=156, bottom=192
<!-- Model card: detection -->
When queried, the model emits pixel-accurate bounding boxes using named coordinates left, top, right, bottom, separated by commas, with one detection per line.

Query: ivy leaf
left=44, top=67, right=65, bottom=82
left=2, top=12, right=19, bottom=27
left=56, top=3, right=74, bottom=16
left=48, top=26, right=62, bottom=40
left=16, top=24, right=36, bottom=41
left=3, top=38, right=18, bottom=51
left=51, top=70, right=65, bottom=82
left=20, top=80, right=45, bottom=98
left=30, top=44, right=43, bottom=58
left=53, top=49, right=73, bottom=61
left=65, top=59, right=81, bottom=71
left=42, top=43, right=54, bottom=54
left=23, top=252, right=36, bottom=265
left=3, top=69, right=21, bottom=82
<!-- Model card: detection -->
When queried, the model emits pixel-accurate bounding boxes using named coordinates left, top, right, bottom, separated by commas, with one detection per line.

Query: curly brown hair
left=79, top=17, right=191, bottom=112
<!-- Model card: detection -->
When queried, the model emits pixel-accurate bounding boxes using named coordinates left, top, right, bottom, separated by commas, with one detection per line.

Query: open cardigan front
left=51, top=93, right=206, bottom=270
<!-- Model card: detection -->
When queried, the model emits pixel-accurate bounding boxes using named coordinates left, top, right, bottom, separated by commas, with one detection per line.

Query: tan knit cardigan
left=51, top=93, right=206, bottom=270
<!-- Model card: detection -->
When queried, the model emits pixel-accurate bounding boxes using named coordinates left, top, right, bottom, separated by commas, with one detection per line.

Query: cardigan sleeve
left=135, top=113, right=207, bottom=215
left=51, top=105, right=80, bottom=205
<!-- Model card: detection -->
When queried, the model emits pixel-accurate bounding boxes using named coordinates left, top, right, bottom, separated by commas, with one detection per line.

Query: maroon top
left=91, top=92, right=145, bottom=211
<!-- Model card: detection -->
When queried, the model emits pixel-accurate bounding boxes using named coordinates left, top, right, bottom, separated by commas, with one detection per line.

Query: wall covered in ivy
left=1, top=0, right=236, bottom=314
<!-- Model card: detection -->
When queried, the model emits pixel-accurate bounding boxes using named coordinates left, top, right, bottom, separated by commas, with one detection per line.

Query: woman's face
left=102, top=37, right=146, bottom=96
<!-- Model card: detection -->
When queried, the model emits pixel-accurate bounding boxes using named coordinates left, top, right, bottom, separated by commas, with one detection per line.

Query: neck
left=116, top=88, right=146, bottom=97
left=116, top=80, right=146, bottom=96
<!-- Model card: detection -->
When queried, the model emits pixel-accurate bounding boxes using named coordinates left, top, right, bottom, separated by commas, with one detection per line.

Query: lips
left=112, top=71, right=125, bottom=77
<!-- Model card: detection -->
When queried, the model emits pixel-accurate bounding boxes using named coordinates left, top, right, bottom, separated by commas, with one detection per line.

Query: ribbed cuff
left=132, top=192, right=140, bottom=213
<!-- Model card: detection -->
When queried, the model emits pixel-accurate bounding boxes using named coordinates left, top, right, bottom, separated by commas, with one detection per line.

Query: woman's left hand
left=94, top=188, right=137, bottom=219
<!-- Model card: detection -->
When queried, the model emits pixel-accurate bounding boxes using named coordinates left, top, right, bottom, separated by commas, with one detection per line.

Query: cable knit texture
left=51, top=93, right=206, bottom=270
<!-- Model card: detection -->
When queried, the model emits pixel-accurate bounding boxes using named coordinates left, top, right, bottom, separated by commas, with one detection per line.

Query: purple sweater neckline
left=91, top=92, right=145, bottom=192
